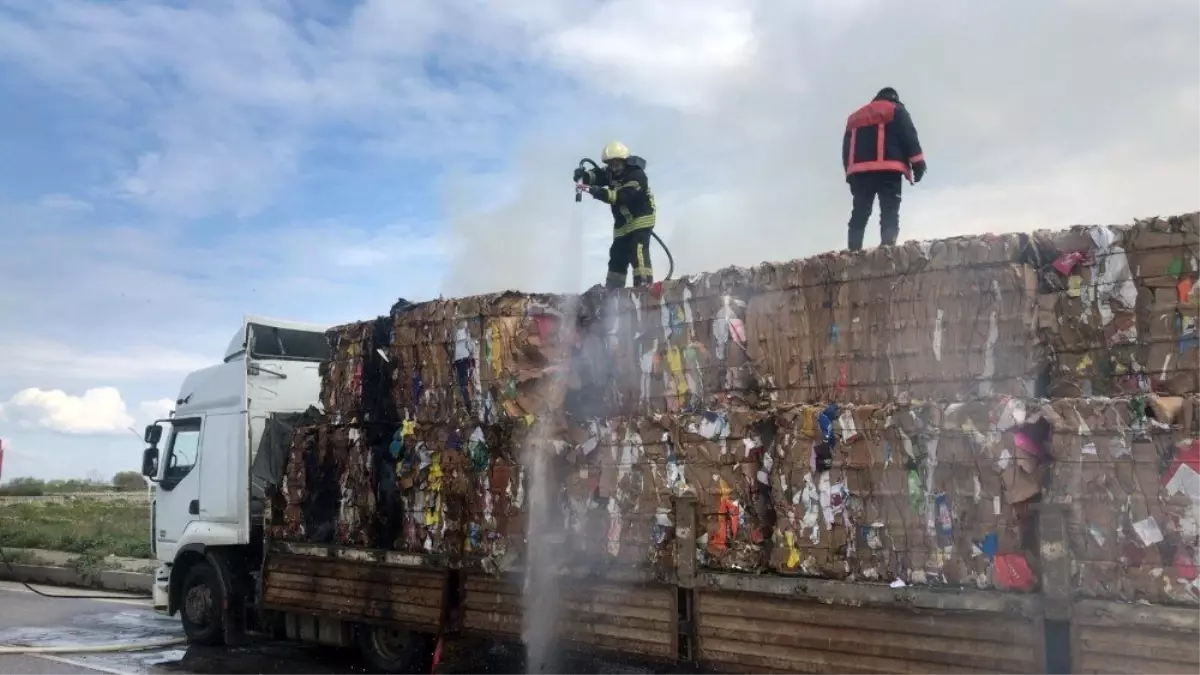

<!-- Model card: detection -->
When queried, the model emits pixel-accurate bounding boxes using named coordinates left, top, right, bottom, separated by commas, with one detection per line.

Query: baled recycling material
left=271, top=211, right=1199, bottom=605
left=1045, top=394, right=1199, bottom=605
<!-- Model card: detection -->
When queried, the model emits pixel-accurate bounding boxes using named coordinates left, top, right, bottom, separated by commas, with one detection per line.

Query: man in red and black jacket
left=841, top=87, right=927, bottom=251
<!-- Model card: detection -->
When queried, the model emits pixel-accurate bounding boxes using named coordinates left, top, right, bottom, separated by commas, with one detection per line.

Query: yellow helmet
left=601, top=141, right=630, bottom=163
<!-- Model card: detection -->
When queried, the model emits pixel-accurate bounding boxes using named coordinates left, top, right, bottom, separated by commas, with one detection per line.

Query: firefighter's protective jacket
left=842, top=98, right=925, bottom=181
left=582, top=162, right=657, bottom=238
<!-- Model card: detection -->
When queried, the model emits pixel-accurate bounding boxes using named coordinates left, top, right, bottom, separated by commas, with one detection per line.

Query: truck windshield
left=247, top=323, right=329, bottom=362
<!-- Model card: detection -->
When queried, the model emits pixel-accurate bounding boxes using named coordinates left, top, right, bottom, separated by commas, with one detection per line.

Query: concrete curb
left=0, top=563, right=152, bottom=595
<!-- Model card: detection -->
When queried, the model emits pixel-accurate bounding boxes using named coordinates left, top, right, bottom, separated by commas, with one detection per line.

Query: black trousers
left=847, top=171, right=903, bottom=251
left=607, top=228, right=654, bottom=288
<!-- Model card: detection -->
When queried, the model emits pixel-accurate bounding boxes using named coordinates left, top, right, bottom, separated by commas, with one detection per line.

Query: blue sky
left=0, top=0, right=1197, bottom=480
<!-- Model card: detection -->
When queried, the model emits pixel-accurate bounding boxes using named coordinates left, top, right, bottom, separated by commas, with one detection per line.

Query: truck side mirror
left=144, top=423, right=163, bottom=445
left=141, top=446, right=160, bottom=479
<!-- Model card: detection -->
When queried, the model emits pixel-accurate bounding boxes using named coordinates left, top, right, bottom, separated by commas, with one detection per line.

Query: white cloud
left=536, top=0, right=758, bottom=111
left=0, top=387, right=171, bottom=438
left=0, top=387, right=134, bottom=435
left=138, top=398, right=175, bottom=422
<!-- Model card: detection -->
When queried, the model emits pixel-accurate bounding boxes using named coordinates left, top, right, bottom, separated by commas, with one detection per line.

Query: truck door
left=154, top=415, right=204, bottom=562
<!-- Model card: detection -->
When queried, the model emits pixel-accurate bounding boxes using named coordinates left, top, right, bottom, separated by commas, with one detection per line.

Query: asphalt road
left=0, top=581, right=382, bottom=674
left=0, top=581, right=183, bottom=674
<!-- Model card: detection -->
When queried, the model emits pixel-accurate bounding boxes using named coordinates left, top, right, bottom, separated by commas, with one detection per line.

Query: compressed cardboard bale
left=481, top=298, right=576, bottom=423
left=274, top=418, right=471, bottom=556
left=668, top=407, right=773, bottom=572
left=468, top=447, right=526, bottom=570
left=867, top=399, right=1044, bottom=591
left=769, top=403, right=878, bottom=580
left=326, top=425, right=379, bottom=549
left=274, top=424, right=317, bottom=542
left=384, top=419, right=480, bottom=557
left=461, top=418, right=610, bottom=571
left=1142, top=284, right=1200, bottom=396
left=568, top=290, right=643, bottom=418
left=1036, top=225, right=1145, bottom=398
left=459, top=415, right=676, bottom=575
left=1130, top=214, right=1200, bottom=397
left=573, top=268, right=755, bottom=418
left=647, top=269, right=756, bottom=410
left=571, top=416, right=672, bottom=568
left=274, top=423, right=378, bottom=547
left=745, top=255, right=881, bottom=405
left=1045, top=396, right=1200, bottom=605
left=320, top=317, right=394, bottom=424
left=885, top=262, right=1039, bottom=402
left=768, top=402, right=954, bottom=585
left=1129, top=213, right=1200, bottom=290
left=389, top=299, right=458, bottom=422
left=298, top=424, right=344, bottom=545
left=840, top=405, right=914, bottom=583
left=766, top=399, right=1044, bottom=591
left=935, top=399, right=1049, bottom=590
left=745, top=235, right=1039, bottom=405
left=390, top=292, right=573, bottom=426
left=466, top=419, right=557, bottom=569
left=744, top=266, right=820, bottom=405
left=320, top=322, right=366, bottom=423
left=459, top=421, right=518, bottom=563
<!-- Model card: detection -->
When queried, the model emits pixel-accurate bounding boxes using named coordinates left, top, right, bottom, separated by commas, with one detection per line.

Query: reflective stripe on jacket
left=842, top=99, right=925, bottom=180
left=583, top=165, right=657, bottom=236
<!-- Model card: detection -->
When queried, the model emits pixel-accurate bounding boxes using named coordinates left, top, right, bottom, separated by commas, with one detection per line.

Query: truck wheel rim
left=370, top=628, right=411, bottom=661
left=184, top=584, right=213, bottom=627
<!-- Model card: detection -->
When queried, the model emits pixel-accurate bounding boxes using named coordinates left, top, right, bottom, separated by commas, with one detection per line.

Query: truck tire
left=356, top=624, right=431, bottom=674
left=179, top=561, right=225, bottom=646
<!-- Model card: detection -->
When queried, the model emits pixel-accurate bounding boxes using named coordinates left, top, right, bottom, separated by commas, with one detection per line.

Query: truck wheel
left=180, top=561, right=225, bottom=646
left=356, top=624, right=431, bottom=673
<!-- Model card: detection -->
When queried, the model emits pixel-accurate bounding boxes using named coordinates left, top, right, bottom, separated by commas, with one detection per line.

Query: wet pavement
left=0, top=581, right=183, bottom=675
left=0, top=580, right=371, bottom=674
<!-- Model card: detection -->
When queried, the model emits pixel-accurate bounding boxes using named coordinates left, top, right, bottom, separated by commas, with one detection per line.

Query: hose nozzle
left=574, top=157, right=599, bottom=203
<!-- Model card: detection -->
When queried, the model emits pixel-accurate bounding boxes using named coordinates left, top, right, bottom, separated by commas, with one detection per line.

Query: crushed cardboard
left=273, top=211, right=1200, bottom=603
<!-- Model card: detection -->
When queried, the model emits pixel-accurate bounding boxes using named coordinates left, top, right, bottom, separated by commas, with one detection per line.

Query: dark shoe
left=848, top=229, right=865, bottom=251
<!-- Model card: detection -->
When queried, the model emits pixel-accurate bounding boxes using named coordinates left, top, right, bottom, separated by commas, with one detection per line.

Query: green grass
left=0, top=499, right=152, bottom=559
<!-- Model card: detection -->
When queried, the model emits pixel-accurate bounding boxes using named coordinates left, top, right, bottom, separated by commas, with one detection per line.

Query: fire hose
left=0, top=637, right=187, bottom=654
left=575, top=158, right=674, bottom=282
left=0, top=547, right=187, bottom=653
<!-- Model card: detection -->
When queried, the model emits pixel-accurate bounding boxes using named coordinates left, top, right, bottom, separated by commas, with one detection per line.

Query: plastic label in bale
left=813, top=441, right=833, bottom=472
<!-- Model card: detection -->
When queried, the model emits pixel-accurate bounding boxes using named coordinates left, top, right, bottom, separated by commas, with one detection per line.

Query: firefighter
left=842, top=87, right=927, bottom=251
left=574, top=141, right=657, bottom=288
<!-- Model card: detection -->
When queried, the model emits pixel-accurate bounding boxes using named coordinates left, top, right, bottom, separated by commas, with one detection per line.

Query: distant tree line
left=0, top=472, right=147, bottom=496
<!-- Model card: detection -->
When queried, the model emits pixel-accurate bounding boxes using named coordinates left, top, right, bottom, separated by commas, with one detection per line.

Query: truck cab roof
left=223, top=314, right=332, bottom=363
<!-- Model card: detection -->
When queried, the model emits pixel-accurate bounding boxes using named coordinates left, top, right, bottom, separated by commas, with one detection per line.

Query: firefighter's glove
left=588, top=185, right=606, bottom=200
left=573, top=168, right=588, bottom=183
left=912, top=160, right=927, bottom=184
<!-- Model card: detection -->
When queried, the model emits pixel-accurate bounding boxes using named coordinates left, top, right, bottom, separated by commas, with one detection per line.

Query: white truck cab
left=140, top=315, right=329, bottom=638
